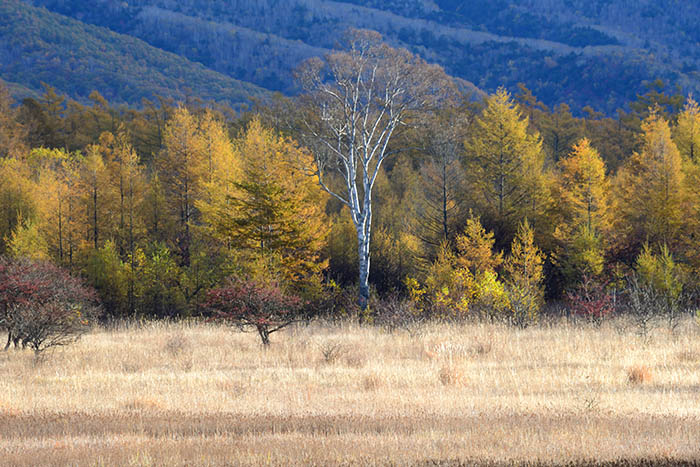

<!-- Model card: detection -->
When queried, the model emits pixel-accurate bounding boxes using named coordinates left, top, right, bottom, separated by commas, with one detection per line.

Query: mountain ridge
left=7, top=0, right=700, bottom=113
left=0, top=0, right=268, bottom=107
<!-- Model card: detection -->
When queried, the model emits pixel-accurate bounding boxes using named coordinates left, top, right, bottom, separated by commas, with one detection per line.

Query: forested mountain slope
left=22, top=0, right=700, bottom=113
left=0, top=0, right=267, bottom=107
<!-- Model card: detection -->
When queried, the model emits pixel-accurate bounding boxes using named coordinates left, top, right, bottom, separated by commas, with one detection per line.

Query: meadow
left=1, top=318, right=699, bottom=466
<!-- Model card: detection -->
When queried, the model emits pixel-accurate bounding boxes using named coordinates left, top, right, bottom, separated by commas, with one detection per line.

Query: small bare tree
left=297, top=29, right=453, bottom=309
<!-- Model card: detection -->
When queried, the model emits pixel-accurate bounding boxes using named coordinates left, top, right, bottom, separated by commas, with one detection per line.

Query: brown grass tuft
left=123, top=397, right=165, bottom=412
left=470, top=340, right=493, bottom=356
left=343, top=349, right=367, bottom=368
left=438, top=364, right=467, bottom=386
left=676, top=350, right=699, bottom=363
left=361, top=372, right=383, bottom=391
left=425, top=340, right=469, bottom=361
left=164, top=333, right=191, bottom=357
left=627, top=365, right=653, bottom=385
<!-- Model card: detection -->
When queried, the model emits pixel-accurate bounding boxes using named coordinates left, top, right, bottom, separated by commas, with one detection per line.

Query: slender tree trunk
left=357, top=230, right=370, bottom=311
left=93, top=185, right=98, bottom=250
left=68, top=196, right=74, bottom=271
left=128, top=178, right=135, bottom=316
left=119, top=166, right=125, bottom=256
left=57, top=198, right=63, bottom=262
left=357, top=196, right=372, bottom=311
left=442, top=158, right=449, bottom=242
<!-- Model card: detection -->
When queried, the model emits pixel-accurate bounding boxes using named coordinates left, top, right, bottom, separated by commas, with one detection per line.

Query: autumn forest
left=1, top=30, right=700, bottom=345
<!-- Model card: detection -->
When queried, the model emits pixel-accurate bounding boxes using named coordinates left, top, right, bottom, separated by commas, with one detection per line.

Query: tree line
left=1, top=32, right=699, bottom=332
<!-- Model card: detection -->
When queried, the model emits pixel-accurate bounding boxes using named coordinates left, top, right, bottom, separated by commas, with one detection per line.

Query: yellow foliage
left=504, top=220, right=545, bottom=325
left=557, top=138, right=611, bottom=234
left=200, top=118, right=330, bottom=294
left=409, top=243, right=475, bottom=318
left=465, top=88, right=548, bottom=225
left=455, top=213, right=503, bottom=276
left=472, top=270, right=509, bottom=314
left=0, top=157, right=37, bottom=254
left=8, top=217, right=49, bottom=260
left=636, top=243, right=683, bottom=300
left=614, top=111, right=687, bottom=248
left=675, top=97, right=700, bottom=162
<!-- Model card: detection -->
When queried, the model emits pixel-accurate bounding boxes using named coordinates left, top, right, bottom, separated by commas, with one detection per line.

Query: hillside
left=0, top=0, right=267, bottom=107
left=23, top=0, right=700, bottom=114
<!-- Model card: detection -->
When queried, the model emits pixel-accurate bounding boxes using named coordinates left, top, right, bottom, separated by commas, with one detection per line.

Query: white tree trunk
left=356, top=195, right=372, bottom=310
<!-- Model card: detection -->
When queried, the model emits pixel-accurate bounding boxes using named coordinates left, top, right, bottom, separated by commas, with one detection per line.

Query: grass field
left=1, top=317, right=700, bottom=466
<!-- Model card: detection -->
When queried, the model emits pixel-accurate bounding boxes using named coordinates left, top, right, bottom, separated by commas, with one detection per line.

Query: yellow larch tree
left=464, top=88, right=550, bottom=245
left=0, top=157, right=36, bottom=255
left=79, top=143, right=111, bottom=251
left=553, top=138, right=611, bottom=282
left=30, top=149, right=83, bottom=271
left=455, top=213, right=503, bottom=277
left=157, top=106, right=208, bottom=266
left=675, top=97, right=700, bottom=162
left=676, top=97, right=700, bottom=270
left=614, top=111, right=687, bottom=255
left=202, top=118, right=330, bottom=295
left=197, top=112, right=241, bottom=246
left=504, top=219, right=545, bottom=326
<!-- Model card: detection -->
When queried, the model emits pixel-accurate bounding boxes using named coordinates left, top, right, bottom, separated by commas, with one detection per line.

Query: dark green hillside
left=0, top=0, right=267, bottom=107
left=25, top=0, right=700, bottom=114
left=11, top=0, right=700, bottom=113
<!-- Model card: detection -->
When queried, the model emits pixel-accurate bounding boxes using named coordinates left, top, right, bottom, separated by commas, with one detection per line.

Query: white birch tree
left=297, top=29, right=452, bottom=309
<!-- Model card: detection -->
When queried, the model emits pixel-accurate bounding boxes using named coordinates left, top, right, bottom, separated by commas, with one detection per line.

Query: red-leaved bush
left=0, top=257, right=100, bottom=354
left=205, top=278, right=303, bottom=346
left=567, top=275, right=614, bottom=324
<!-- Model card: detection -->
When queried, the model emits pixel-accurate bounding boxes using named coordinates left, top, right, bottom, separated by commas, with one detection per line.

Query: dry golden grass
left=1, top=317, right=700, bottom=465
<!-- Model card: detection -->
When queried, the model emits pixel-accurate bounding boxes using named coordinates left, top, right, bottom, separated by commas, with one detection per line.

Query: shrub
left=371, top=293, right=422, bottom=332
left=305, top=281, right=359, bottom=323
left=318, top=341, right=347, bottom=365
left=406, top=243, right=474, bottom=320
left=0, top=257, right=100, bottom=354
left=567, top=275, right=615, bottom=324
left=471, top=270, right=509, bottom=320
left=622, top=274, right=660, bottom=339
left=205, top=278, right=303, bottom=346
left=636, top=244, right=685, bottom=331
